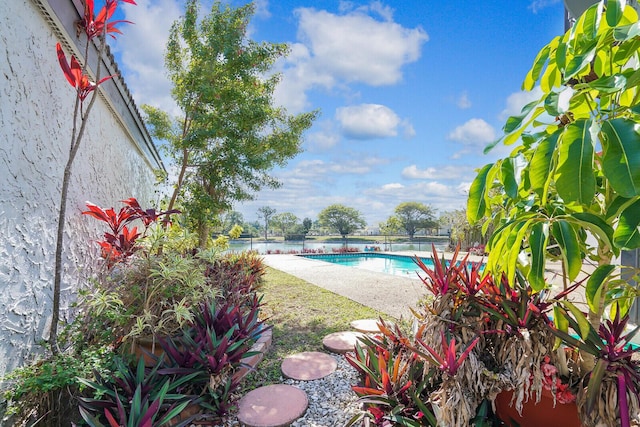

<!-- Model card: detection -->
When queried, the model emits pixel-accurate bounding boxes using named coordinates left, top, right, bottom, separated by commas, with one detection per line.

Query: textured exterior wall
left=0, top=0, right=161, bottom=379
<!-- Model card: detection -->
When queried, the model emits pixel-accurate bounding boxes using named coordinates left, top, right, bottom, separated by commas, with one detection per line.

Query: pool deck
left=261, top=250, right=593, bottom=321
left=261, top=251, right=480, bottom=320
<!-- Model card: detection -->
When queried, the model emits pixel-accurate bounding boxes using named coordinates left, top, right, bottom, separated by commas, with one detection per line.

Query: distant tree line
left=216, top=201, right=482, bottom=250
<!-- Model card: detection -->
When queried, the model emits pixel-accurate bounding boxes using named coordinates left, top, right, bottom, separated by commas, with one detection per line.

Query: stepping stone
left=350, top=318, right=389, bottom=334
left=237, top=384, right=308, bottom=427
left=281, top=351, right=337, bottom=381
left=322, top=331, right=365, bottom=354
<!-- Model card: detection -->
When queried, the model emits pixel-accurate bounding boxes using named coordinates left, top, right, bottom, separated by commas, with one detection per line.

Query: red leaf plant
left=79, top=0, right=136, bottom=40
left=83, top=198, right=177, bottom=265
left=56, top=43, right=115, bottom=101
left=50, top=0, right=137, bottom=350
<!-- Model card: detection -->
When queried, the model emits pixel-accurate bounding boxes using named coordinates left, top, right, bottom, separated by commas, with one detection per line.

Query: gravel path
left=211, top=353, right=363, bottom=427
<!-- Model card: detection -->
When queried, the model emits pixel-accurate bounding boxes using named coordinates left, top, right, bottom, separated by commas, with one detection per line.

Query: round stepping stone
left=281, top=351, right=338, bottom=381
left=322, top=331, right=365, bottom=354
left=237, top=384, right=308, bottom=427
left=351, top=318, right=386, bottom=334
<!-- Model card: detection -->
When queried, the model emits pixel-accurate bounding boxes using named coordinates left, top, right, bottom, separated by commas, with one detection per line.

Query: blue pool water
left=300, top=253, right=433, bottom=278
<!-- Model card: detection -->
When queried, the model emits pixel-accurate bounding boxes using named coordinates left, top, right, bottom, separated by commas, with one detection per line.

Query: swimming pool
left=300, top=253, right=432, bottom=278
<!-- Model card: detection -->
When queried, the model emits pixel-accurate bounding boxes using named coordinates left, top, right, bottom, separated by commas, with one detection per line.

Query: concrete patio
left=261, top=251, right=595, bottom=321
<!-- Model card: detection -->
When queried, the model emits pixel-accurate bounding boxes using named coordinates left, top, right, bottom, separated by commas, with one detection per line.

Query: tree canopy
left=318, top=204, right=366, bottom=238
left=271, top=212, right=298, bottom=236
left=143, top=0, right=317, bottom=248
left=391, top=202, right=437, bottom=239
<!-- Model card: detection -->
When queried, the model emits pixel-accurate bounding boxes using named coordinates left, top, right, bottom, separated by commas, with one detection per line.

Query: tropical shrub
left=158, top=296, right=267, bottom=420
left=466, top=1, right=640, bottom=425
left=78, top=356, right=196, bottom=427
left=345, top=320, right=437, bottom=427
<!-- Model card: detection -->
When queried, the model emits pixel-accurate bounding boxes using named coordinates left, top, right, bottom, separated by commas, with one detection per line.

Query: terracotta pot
left=130, top=336, right=167, bottom=366
left=166, top=402, right=201, bottom=427
left=495, top=388, right=582, bottom=427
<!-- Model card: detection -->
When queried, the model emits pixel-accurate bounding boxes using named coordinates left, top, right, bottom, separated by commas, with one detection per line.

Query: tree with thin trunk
left=318, top=204, right=366, bottom=241
left=51, top=0, right=135, bottom=353
left=257, top=206, right=276, bottom=241
left=143, top=0, right=317, bottom=249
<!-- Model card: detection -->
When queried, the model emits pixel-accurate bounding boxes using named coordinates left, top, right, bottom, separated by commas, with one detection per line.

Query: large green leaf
left=541, top=61, right=561, bottom=92
left=571, top=212, right=616, bottom=254
left=585, top=74, right=627, bottom=93
left=561, top=301, right=592, bottom=339
left=499, top=107, right=546, bottom=148
left=529, top=132, right=559, bottom=197
left=543, top=91, right=561, bottom=116
left=583, top=1, right=603, bottom=39
left=500, top=158, right=519, bottom=199
left=626, top=68, right=640, bottom=90
left=606, top=0, right=624, bottom=27
left=613, top=198, right=640, bottom=249
left=605, top=195, right=632, bottom=220
left=507, top=219, right=533, bottom=286
left=601, top=119, right=640, bottom=198
left=503, top=100, right=539, bottom=133
left=555, top=120, right=596, bottom=204
left=585, top=264, right=616, bottom=314
left=613, top=37, right=640, bottom=63
left=467, top=163, right=493, bottom=224
left=564, top=46, right=596, bottom=81
left=555, top=41, right=567, bottom=72
left=528, top=222, right=549, bottom=291
left=614, top=21, right=640, bottom=41
left=523, top=44, right=551, bottom=91
left=551, top=220, right=581, bottom=281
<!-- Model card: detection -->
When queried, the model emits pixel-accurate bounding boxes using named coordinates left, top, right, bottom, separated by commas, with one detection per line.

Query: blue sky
left=112, top=0, right=566, bottom=227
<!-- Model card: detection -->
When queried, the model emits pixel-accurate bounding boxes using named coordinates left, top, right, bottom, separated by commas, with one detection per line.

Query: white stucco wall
left=0, top=0, right=161, bottom=379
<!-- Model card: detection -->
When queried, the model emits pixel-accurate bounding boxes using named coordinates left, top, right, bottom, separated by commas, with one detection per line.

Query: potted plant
left=155, top=296, right=268, bottom=423
left=466, top=0, right=640, bottom=425
left=77, top=356, right=198, bottom=427
left=80, top=199, right=266, bottom=364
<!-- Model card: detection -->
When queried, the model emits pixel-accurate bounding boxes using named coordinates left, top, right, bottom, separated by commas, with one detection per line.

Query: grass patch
left=241, top=266, right=393, bottom=390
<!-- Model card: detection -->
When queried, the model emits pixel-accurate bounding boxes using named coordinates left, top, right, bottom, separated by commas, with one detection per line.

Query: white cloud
left=499, top=87, right=543, bottom=120
left=336, top=104, right=404, bottom=139
left=115, top=0, right=182, bottom=116
left=253, top=0, right=271, bottom=19
left=295, top=7, right=427, bottom=86
left=457, top=91, right=471, bottom=109
left=306, top=129, right=340, bottom=151
left=401, top=119, right=416, bottom=138
left=381, top=183, right=404, bottom=190
left=402, top=165, right=474, bottom=181
left=275, top=6, right=427, bottom=112
left=528, top=0, right=561, bottom=13
left=447, top=119, right=496, bottom=146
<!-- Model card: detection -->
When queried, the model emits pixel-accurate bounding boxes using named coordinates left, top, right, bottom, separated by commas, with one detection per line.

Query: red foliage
left=83, top=198, right=177, bottom=266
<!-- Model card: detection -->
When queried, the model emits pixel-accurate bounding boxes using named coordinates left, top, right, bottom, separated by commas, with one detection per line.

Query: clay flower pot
left=495, top=388, right=581, bottom=427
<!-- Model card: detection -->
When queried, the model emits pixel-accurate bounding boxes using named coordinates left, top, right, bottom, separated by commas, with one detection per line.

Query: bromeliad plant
left=467, top=1, right=640, bottom=425
left=345, top=320, right=438, bottom=427
left=552, top=306, right=640, bottom=427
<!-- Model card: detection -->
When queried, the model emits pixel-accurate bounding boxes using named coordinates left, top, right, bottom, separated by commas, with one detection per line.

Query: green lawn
left=241, top=266, right=393, bottom=390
